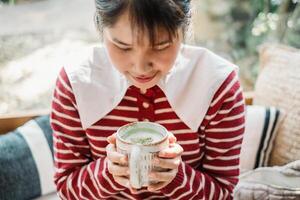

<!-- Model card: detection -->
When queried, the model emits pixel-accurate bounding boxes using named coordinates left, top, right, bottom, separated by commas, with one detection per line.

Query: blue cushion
left=0, top=115, right=55, bottom=200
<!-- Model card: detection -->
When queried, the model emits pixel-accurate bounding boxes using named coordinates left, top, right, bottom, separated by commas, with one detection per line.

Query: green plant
left=0, top=0, right=15, bottom=4
left=223, top=0, right=299, bottom=87
left=229, top=0, right=299, bottom=59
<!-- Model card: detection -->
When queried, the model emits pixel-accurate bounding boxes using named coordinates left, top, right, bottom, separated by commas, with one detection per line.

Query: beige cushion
left=253, top=44, right=300, bottom=166
left=234, top=160, right=300, bottom=200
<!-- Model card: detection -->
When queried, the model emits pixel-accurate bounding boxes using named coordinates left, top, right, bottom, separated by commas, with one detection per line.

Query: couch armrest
left=0, top=109, right=50, bottom=135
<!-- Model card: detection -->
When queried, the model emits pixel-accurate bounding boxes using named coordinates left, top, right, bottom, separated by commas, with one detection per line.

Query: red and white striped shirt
left=51, top=63, right=245, bottom=199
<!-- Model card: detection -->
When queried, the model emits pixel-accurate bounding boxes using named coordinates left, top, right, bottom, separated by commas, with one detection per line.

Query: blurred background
left=0, top=0, right=299, bottom=115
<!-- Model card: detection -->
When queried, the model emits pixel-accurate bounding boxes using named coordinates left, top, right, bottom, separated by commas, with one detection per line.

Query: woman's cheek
left=106, top=46, right=131, bottom=71
left=155, top=49, right=180, bottom=71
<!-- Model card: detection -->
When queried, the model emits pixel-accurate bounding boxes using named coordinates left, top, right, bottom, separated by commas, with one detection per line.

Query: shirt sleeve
left=160, top=70, right=245, bottom=200
left=50, top=67, right=126, bottom=200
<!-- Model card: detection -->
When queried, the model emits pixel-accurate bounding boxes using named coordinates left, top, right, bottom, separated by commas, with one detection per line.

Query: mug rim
left=116, top=122, right=169, bottom=146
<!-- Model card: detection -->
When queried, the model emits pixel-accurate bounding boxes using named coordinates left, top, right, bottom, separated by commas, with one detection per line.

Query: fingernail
left=108, top=137, right=114, bottom=144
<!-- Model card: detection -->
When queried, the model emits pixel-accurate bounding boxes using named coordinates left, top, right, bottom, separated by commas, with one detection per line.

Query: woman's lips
left=132, top=73, right=157, bottom=83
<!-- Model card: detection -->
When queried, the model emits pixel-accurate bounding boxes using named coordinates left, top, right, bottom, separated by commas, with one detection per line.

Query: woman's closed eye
left=114, top=44, right=132, bottom=52
left=114, top=42, right=171, bottom=52
left=120, top=47, right=132, bottom=52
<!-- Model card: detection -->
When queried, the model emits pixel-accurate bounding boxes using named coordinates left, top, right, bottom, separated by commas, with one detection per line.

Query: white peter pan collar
left=64, top=44, right=238, bottom=132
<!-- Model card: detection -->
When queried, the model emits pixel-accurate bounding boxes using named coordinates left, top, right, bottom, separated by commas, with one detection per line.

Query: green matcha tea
left=121, top=128, right=163, bottom=145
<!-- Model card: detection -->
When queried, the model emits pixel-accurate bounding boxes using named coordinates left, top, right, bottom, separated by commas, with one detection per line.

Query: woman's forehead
left=105, top=11, right=176, bottom=46
left=108, top=30, right=172, bottom=45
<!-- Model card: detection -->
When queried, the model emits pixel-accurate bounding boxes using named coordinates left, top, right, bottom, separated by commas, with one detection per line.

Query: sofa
left=0, top=44, right=299, bottom=200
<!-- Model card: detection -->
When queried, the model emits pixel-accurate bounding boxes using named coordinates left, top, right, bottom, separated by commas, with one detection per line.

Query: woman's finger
left=113, top=175, right=130, bottom=187
left=149, top=169, right=177, bottom=182
left=153, top=156, right=181, bottom=169
left=113, top=172, right=141, bottom=193
left=112, top=175, right=139, bottom=194
left=147, top=181, right=169, bottom=192
left=158, top=143, right=183, bottom=158
left=107, top=160, right=129, bottom=176
left=106, top=144, right=128, bottom=165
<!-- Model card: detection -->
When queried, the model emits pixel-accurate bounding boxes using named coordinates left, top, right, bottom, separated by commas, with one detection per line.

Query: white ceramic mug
left=116, top=122, right=169, bottom=189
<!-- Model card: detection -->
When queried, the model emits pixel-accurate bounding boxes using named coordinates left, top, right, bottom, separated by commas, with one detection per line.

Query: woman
left=50, top=0, right=245, bottom=199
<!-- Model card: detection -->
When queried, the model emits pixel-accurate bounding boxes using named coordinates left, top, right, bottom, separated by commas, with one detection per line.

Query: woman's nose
left=134, top=62, right=153, bottom=74
left=133, top=52, right=153, bottom=74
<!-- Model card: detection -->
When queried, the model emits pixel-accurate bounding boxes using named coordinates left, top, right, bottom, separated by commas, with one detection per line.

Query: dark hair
left=94, top=0, right=191, bottom=46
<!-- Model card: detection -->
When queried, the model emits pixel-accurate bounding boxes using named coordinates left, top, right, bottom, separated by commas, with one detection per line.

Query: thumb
left=107, top=133, right=117, bottom=144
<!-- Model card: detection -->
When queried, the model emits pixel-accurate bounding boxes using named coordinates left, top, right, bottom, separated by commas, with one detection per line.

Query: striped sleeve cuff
left=99, top=157, right=127, bottom=192
left=160, top=161, right=186, bottom=194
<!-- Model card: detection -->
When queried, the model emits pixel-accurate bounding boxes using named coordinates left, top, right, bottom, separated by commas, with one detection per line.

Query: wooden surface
left=0, top=109, right=50, bottom=135
left=244, top=91, right=254, bottom=106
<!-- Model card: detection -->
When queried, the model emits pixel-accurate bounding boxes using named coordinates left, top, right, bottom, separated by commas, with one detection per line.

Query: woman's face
left=103, top=11, right=183, bottom=91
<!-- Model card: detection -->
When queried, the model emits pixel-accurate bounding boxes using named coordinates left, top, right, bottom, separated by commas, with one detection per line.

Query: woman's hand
left=106, top=134, right=137, bottom=193
left=147, top=132, right=183, bottom=192
left=106, top=132, right=183, bottom=192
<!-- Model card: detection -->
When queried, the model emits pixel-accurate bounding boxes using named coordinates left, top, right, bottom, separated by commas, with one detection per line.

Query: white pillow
left=240, top=106, right=281, bottom=173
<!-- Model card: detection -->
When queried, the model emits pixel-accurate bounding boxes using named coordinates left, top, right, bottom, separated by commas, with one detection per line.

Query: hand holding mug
left=106, top=122, right=182, bottom=192
left=106, top=135, right=137, bottom=193
left=147, top=132, right=183, bottom=192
